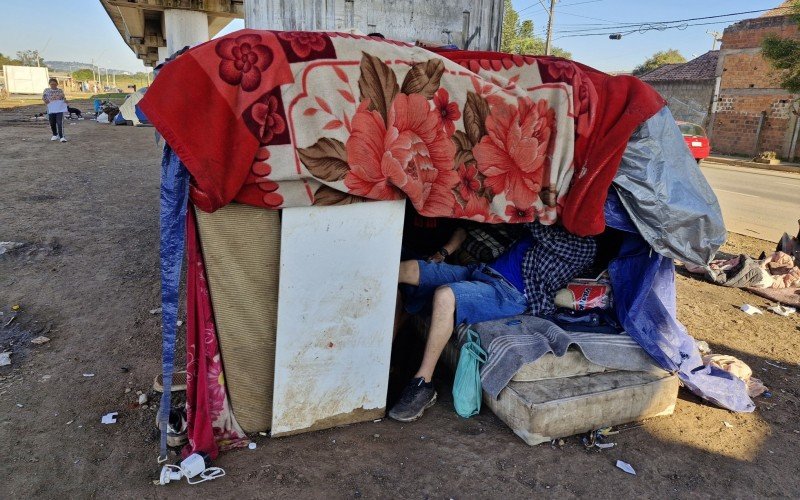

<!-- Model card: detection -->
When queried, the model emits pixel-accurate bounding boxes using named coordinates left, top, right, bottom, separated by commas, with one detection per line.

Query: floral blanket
left=140, top=30, right=664, bottom=236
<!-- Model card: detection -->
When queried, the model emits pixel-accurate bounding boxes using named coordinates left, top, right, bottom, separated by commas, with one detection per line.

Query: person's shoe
left=60, top=137, right=67, bottom=143
left=388, top=377, right=437, bottom=422
left=50, top=135, right=58, bottom=141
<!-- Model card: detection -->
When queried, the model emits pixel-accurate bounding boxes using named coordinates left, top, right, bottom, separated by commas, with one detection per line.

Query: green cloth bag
left=452, top=328, right=487, bottom=418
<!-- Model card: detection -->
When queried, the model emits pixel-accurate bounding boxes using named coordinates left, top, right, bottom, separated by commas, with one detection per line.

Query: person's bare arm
left=428, top=227, right=467, bottom=263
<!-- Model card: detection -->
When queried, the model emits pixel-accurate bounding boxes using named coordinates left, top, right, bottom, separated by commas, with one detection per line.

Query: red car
left=677, top=121, right=711, bottom=162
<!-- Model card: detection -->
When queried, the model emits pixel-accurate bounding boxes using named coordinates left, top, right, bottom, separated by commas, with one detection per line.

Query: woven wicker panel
left=195, top=204, right=280, bottom=432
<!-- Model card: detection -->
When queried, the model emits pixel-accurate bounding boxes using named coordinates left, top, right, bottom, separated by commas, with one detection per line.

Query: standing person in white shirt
left=42, top=78, right=68, bottom=142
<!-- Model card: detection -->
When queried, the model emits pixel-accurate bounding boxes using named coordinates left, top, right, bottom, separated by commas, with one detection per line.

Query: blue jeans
left=402, top=261, right=528, bottom=326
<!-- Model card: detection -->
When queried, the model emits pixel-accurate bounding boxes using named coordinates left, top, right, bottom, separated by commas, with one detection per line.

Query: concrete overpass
left=99, top=0, right=243, bottom=67
left=100, top=0, right=503, bottom=67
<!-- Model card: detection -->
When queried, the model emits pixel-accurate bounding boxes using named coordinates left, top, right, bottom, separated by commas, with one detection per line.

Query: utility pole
left=707, top=30, right=722, bottom=50
left=544, top=0, right=557, bottom=56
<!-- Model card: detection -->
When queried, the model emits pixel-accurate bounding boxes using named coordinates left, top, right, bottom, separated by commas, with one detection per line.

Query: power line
left=550, top=6, right=794, bottom=35
left=554, top=17, right=783, bottom=39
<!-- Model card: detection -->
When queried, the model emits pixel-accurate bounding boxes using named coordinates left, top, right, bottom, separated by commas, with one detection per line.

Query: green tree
left=762, top=1, right=800, bottom=94
left=16, top=49, right=45, bottom=67
left=501, top=0, right=571, bottom=58
left=0, top=52, right=22, bottom=66
left=632, top=49, right=686, bottom=76
left=72, top=68, right=94, bottom=81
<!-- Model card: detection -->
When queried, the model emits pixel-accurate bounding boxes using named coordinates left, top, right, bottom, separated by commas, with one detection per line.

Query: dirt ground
left=1, top=101, right=799, bottom=498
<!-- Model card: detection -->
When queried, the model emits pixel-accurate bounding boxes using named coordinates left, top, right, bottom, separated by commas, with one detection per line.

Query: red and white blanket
left=140, top=30, right=664, bottom=236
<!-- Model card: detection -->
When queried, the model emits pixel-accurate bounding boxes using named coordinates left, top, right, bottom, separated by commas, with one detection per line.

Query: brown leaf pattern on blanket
left=357, top=52, right=399, bottom=123
left=400, top=59, right=445, bottom=99
left=463, top=91, right=490, bottom=147
left=313, top=185, right=366, bottom=206
left=452, top=130, right=475, bottom=167
left=297, top=137, right=350, bottom=181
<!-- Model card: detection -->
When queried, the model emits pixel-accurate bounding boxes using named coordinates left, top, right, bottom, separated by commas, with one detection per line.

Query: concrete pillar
left=245, top=0, right=333, bottom=30
left=164, top=9, right=209, bottom=57
left=157, top=47, right=169, bottom=66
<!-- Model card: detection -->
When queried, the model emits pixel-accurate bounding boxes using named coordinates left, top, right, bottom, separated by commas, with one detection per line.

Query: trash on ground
left=740, top=304, right=763, bottom=315
left=83, top=373, right=95, bottom=377
left=11, top=305, right=20, bottom=311
left=30, top=336, right=51, bottom=345
left=248, top=442, right=257, bottom=450
left=258, top=431, right=267, bottom=436
left=0, top=351, right=11, bottom=366
left=723, top=421, right=734, bottom=428
left=0, top=242, right=25, bottom=255
left=764, top=361, right=788, bottom=370
left=149, top=307, right=162, bottom=315
left=596, top=442, right=616, bottom=449
left=767, top=305, right=796, bottom=317
left=703, top=353, right=768, bottom=397
left=101, top=412, right=118, bottom=424
left=616, top=460, right=636, bottom=475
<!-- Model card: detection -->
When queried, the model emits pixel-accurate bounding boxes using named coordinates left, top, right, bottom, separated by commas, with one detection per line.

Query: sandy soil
left=1, top=101, right=799, bottom=498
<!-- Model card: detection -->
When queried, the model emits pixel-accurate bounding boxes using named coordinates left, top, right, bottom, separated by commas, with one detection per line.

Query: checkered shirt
left=522, top=222, right=597, bottom=315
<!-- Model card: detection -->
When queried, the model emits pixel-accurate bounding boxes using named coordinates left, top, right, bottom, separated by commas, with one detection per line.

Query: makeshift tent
left=139, top=30, right=754, bottom=460
left=114, top=87, right=149, bottom=126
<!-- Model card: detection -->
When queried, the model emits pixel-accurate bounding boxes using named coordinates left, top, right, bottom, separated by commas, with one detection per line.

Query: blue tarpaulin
left=605, top=190, right=754, bottom=412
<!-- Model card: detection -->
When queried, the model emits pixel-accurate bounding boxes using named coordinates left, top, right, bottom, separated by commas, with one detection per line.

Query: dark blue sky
left=0, top=0, right=785, bottom=73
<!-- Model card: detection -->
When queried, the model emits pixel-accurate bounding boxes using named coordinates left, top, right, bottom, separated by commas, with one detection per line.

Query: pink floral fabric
left=184, top=209, right=249, bottom=459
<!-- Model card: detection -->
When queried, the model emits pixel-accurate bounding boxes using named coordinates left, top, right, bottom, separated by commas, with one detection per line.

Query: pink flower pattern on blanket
left=216, top=34, right=274, bottom=91
left=345, top=95, right=458, bottom=214
left=473, top=98, right=554, bottom=207
left=294, top=50, right=564, bottom=222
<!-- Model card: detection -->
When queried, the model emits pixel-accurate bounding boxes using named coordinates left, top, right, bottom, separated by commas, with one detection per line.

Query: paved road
left=701, top=161, right=800, bottom=242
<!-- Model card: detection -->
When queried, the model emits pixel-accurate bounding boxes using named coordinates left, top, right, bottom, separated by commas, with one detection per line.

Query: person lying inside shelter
left=388, top=221, right=597, bottom=422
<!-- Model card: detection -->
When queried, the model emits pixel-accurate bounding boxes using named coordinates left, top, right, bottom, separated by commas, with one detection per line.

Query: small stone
left=124, top=388, right=131, bottom=393
left=11, top=305, right=20, bottom=311
left=138, top=393, right=148, bottom=405
left=141, top=404, right=149, bottom=410
left=373, top=434, right=380, bottom=438
left=16, top=403, right=23, bottom=408
left=30, top=336, right=51, bottom=345
left=136, top=390, right=142, bottom=396
left=259, top=431, right=267, bottom=436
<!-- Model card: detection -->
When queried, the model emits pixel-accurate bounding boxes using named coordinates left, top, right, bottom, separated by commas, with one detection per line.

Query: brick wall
left=721, top=15, right=799, bottom=50
left=710, top=14, right=800, bottom=159
left=712, top=94, right=797, bottom=155
left=648, top=80, right=715, bottom=126
left=719, top=53, right=783, bottom=89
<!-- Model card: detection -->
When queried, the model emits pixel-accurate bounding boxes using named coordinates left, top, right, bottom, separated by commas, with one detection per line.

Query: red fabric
left=184, top=208, right=249, bottom=459
left=184, top=208, right=217, bottom=458
left=141, top=31, right=665, bottom=236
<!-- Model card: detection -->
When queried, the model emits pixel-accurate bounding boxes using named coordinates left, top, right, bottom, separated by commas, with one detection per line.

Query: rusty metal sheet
left=271, top=200, right=405, bottom=436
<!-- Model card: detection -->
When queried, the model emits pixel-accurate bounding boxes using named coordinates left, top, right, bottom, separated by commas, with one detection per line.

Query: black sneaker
left=388, top=377, right=437, bottom=422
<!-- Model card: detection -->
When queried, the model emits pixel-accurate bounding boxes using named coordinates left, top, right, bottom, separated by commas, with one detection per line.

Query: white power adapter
left=158, top=453, right=225, bottom=485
